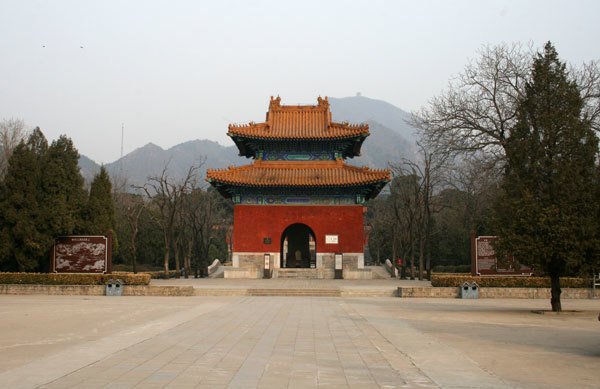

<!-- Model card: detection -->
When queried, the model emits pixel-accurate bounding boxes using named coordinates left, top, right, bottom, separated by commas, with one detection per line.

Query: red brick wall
left=233, top=205, right=364, bottom=253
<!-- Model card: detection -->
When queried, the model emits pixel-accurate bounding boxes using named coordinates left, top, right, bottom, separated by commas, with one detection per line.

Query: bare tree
left=184, top=187, right=224, bottom=277
left=136, top=163, right=199, bottom=278
left=389, top=169, right=422, bottom=280
left=0, top=118, right=28, bottom=177
left=114, top=193, right=147, bottom=274
left=390, top=142, right=450, bottom=280
left=365, top=197, right=395, bottom=266
left=412, top=42, right=600, bottom=171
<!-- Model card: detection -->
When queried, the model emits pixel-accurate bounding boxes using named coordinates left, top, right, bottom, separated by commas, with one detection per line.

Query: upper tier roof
left=228, top=96, right=369, bottom=140
left=206, top=158, right=390, bottom=188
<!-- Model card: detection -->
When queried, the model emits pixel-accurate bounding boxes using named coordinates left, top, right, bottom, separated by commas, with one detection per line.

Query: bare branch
left=0, top=118, right=28, bottom=177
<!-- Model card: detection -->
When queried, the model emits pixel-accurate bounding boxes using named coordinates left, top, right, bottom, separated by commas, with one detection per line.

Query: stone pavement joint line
left=1, top=296, right=540, bottom=388
left=3, top=295, right=599, bottom=388
left=340, top=302, right=510, bottom=389
left=31, top=297, right=454, bottom=389
left=0, top=302, right=228, bottom=389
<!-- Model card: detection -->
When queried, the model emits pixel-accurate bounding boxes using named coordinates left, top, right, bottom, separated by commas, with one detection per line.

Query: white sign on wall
left=325, top=234, right=339, bottom=244
left=264, top=254, right=270, bottom=269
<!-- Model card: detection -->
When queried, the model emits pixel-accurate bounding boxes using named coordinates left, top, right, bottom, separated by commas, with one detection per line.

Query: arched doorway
left=281, top=223, right=316, bottom=268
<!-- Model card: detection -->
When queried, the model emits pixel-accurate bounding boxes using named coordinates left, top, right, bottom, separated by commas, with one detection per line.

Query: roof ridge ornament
left=317, top=96, right=329, bottom=107
left=270, top=96, right=281, bottom=110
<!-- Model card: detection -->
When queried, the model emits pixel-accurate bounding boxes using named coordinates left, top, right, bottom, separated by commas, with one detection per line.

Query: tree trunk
left=131, top=229, right=138, bottom=274
left=550, top=274, right=562, bottom=312
left=163, top=249, right=169, bottom=278
left=426, top=248, right=431, bottom=281
left=409, top=240, right=415, bottom=280
left=163, top=231, right=170, bottom=278
left=173, top=241, right=180, bottom=275
left=418, top=237, right=424, bottom=280
left=184, top=241, right=192, bottom=278
left=132, top=247, right=137, bottom=274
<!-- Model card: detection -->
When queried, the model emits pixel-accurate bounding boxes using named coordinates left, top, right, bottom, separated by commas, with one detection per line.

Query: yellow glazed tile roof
left=228, top=96, right=369, bottom=140
left=206, top=159, right=390, bottom=187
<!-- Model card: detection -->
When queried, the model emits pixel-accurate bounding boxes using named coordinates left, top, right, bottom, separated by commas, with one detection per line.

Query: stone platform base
left=273, top=268, right=320, bottom=279
left=224, top=267, right=263, bottom=279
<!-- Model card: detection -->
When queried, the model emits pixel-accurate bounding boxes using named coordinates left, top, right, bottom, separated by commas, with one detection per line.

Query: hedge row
left=0, top=272, right=151, bottom=285
left=113, top=270, right=180, bottom=279
left=432, top=265, right=472, bottom=273
left=431, top=275, right=587, bottom=288
left=139, top=270, right=180, bottom=279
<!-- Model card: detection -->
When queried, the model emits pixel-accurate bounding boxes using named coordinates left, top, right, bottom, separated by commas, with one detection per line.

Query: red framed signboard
left=51, top=235, right=112, bottom=273
left=471, top=233, right=532, bottom=276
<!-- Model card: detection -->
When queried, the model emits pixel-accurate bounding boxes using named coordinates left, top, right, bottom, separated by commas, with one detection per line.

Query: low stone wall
left=224, top=267, right=263, bottom=279
left=480, top=287, right=600, bottom=299
left=398, top=286, right=600, bottom=299
left=398, top=287, right=457, bottom=298
left=0, top=284, right=105, bottom=295
left=0, top=284, right=195, bottom=296
left=343, top=269, right=373, bottom=280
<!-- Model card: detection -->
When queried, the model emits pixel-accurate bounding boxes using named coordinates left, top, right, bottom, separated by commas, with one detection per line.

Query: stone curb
left=397, top=286, right=600, bottom=299
left=1, top=284, right=599, bottom=298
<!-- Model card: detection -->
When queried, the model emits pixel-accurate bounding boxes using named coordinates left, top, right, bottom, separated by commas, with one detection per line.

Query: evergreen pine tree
left=86, top=166, right=117, bottom=249
left=39, top=136, right=87, bottom=248
left=0, top=129, right=48, bottom=271
left=494, top=42, right=599, bottom=312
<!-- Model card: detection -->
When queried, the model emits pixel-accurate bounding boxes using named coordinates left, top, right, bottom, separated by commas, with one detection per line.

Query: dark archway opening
left=281, top=223, right=316, bottom=268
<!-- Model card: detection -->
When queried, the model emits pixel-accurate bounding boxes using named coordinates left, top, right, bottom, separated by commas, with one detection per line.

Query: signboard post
left=51, top=232, right=112, bottom=274
left=334, top=253, right=343, bottom=279
left=263, top=254, right=271, bottom=279
left=471, top=231, right=532, bottom=276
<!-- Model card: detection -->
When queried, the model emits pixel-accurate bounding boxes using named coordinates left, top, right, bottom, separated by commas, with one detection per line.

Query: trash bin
left=460, top=281, right=472, bottom=299
left=460, top=281, right=479, bottom=299
left=470, top=282, right=479, bottom=299
left=106, top=278, right=124, bottom=296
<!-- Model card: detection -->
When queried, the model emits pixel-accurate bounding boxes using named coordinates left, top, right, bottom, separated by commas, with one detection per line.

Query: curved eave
left=230, top=136, right=253, bottom=158
left=229, top=133, right=369, bottom=159
left=207, top=178, right=389, bottom=200
left=227, top=131, right=369, bottom=141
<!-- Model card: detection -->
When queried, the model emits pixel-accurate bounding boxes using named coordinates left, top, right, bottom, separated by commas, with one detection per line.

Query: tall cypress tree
left=0, top=129, right=48, bottom=271
left=39, top=136, right=87, bottom=249
left=86, top=166, right=117, bottom=249
left=494, top=42, right=599, bottom=311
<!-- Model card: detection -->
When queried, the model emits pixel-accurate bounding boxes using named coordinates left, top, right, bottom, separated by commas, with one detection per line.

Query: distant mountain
left=77, top=95, right=418, bottom=189
left=102, top=140, right=246, bottom=189
left=329, top=95, right=416, bottom=167
left=348, top=121, right=414, bottom=168
left=329, top=95, right=416, bottom=141
left=78, top=154, right=101, bottom=185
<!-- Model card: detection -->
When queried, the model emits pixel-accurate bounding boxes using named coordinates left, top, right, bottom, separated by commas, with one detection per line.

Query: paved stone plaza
left=0, top=294, right=599, bottom=388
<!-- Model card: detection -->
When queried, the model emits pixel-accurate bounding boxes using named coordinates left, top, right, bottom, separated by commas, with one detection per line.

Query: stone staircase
left=247, top=288, right=341, bottom=297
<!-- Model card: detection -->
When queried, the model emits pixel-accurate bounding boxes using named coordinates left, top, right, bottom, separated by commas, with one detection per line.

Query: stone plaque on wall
left=51, top=235, right=112, bottom=274
left=326, top=235, right=339, bottom=244
left=471, top=234, right=532, bottom=276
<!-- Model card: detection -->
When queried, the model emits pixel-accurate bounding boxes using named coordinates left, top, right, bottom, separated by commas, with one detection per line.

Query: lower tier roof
left=206, top=159, right=390, bottom=200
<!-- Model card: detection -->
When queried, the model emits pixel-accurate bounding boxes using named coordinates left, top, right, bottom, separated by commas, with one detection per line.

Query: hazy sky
left=1, top=0, right=599, bottom=163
